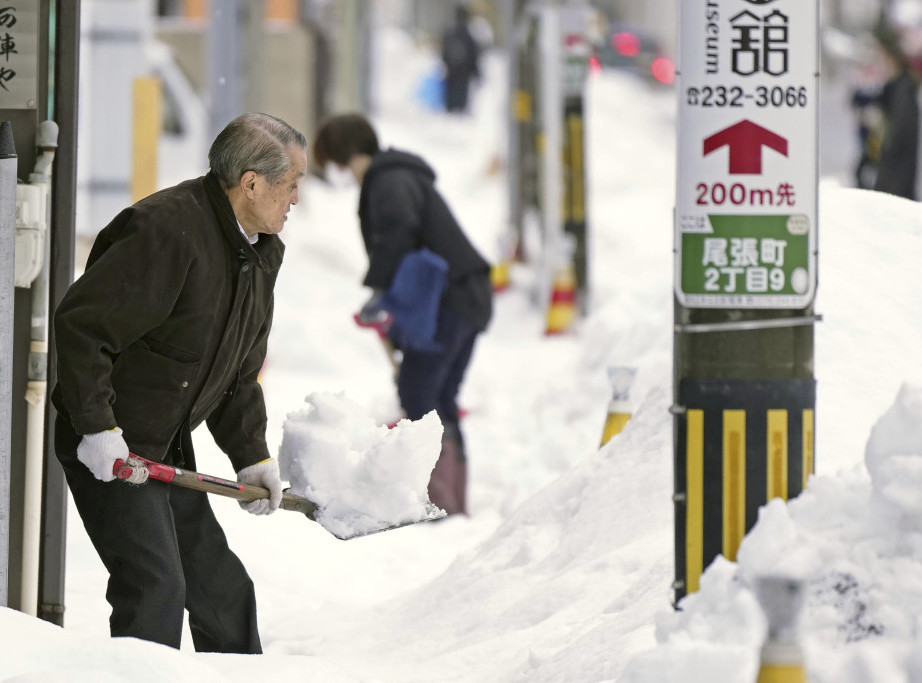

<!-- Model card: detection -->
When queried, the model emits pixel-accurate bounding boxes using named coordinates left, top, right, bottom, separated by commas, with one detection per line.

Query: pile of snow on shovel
left=278, top=391, right=444, bottom=538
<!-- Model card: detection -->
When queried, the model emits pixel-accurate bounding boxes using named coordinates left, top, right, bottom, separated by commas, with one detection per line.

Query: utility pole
left=505, top=0, right=540, bottom=268
left=501, top=0, right=532, bottom=260
left=538, top=0, right=563, bottom=313
left=559, top=2, right=590, bottom=314
left=41, top=0, right=81, bottom=626
left=208, top=0, right=244, bottom=140
left=672, top=0, right=820, bottom=604
left=333, top=0, right=372, bottom=114
left=502, top=0, right=521, bottom=267
left=242, top=1, right=265, bottom=116
left=536, top=0, right=590, bottom=331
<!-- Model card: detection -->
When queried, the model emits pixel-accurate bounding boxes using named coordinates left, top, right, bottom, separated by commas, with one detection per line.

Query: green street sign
left=680, top=214, right=812, bottom=307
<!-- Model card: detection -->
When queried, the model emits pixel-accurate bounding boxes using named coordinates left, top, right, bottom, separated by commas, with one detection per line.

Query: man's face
left=248, top=146, right=308, bottom=235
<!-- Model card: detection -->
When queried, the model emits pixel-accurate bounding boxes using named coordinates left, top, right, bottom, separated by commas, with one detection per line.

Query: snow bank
left=278, top=392, right=445, bottom=539
left=0, top=606, right=226, bottom=682
left=865, top=382, right=922, bottom=523
left=268, top=374, right=676, bottom=683
left=622, top=382, right=922, bottom=683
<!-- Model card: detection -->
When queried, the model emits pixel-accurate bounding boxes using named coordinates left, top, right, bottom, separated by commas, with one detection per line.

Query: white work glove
left=77, top=427, right=129, bottom=483
left=236, top=458, right=283, bottom=515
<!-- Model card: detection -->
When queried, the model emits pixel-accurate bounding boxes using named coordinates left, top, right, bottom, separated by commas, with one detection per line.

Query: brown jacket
left=51, top=172, right=284, bottom=471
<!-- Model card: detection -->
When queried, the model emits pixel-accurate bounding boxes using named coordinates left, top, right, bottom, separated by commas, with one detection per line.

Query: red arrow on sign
left=702, top=119, right=788, bottom=174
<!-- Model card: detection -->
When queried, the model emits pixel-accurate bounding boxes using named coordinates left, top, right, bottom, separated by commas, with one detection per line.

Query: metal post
left=672, top=1, right=819, bottom=604
left=538, top=0, right=562, bottom=311
left=560, top=2, right=590, bottom=314
left=0, top=121, right=17, bottom=608
left=333, top=0, right=371, bottom=113
left=41, top=0, right=81, bottom=626
left=504, top=4, right=541, bottom=264
left=519, top=9, right=541, bottom=255
left=208, top=0, right=243, bottom=140
left=504, top=0, right=521, bottom=249
left=243, top=1, right=265, bottom=116
left=358, top=0, right=373, bottom=114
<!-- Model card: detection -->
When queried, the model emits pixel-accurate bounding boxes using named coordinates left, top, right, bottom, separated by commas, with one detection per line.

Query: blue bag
left=380, top=248, right=449, bottom=352
left=415, top=67, right=446, bottom=111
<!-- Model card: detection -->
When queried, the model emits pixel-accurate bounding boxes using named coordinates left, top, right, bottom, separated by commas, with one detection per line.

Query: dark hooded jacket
left=51, top=172, right=283, bottom=472
left=358, top=148, right=492, bottom=331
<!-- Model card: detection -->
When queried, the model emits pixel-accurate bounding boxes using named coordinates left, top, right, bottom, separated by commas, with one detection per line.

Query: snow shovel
left=112, top=454, right=445, bottom=540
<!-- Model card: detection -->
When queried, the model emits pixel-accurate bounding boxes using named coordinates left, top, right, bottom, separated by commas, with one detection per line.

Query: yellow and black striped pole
left=562, top=94, right=587, bottom=314
left=675, top=379, right=815, bottom=598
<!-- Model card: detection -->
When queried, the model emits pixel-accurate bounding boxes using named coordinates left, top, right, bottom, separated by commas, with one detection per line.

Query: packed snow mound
left=278, top=391, right=445, bottom=538
left=0, top=606, right=226, bottom=681
left=865, top=382, right=922, bottom=522
left=622, top=383, right=922, bottom=683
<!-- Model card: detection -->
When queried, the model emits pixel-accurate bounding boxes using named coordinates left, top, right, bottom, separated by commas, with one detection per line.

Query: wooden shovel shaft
left=113, top=454, right=318, bottom=518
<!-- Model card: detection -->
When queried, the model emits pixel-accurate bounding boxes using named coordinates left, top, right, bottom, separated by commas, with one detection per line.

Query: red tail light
left=651, top=57, right=675, bottom=84
left=612, top=32, right=641, bottom=57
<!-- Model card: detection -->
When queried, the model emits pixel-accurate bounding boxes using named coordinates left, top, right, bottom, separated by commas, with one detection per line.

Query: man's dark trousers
left=55, top=416, right=262, bottom=653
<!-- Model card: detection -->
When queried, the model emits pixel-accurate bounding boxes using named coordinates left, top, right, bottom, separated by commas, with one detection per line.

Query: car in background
left=591, top=22, right=674, bottom=85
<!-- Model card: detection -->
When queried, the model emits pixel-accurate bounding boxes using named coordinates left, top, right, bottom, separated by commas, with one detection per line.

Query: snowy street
left=4, top=19, right=922, bottom=683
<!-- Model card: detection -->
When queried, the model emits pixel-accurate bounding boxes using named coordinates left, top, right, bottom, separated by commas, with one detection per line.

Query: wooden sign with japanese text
left=0, top=1, right=38, bottom=110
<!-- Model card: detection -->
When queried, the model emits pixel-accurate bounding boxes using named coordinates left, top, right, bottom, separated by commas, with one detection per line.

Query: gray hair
left=208, top=112, right=307, bottom=188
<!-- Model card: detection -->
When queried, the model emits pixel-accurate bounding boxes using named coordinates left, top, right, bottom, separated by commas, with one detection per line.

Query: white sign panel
left=675, top=0, right=818, bottom=308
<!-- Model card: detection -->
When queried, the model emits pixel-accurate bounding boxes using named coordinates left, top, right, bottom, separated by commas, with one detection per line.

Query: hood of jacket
left=359, top=148, right=435, bottom=215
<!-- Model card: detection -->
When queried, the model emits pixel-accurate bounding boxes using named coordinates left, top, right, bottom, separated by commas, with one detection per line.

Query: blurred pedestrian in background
left=850, top=69, right=885, bottom=191
left=871, top=22, right=920, bottom=199
left=312, top=113, right=493, bottom=517
left=441, top=4, right=482, bottom=114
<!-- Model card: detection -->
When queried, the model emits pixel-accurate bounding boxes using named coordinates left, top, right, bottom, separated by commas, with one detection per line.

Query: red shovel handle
left=114, top=454, right=245, bottom=494
left=113, top=455, right=177, bottom=483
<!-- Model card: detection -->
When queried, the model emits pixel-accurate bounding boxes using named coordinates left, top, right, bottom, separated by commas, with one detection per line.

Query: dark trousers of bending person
left=397, top=305, right=480, bottom=514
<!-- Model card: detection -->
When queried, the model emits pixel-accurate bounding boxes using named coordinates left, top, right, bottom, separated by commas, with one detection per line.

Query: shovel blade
left=324, top=503, right=447, bottom=540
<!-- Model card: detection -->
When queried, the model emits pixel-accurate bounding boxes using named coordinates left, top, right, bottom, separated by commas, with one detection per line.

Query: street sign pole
left=538, top=0, right=563, bottom=312
left=560, top=3, right=590, bottom=315
left=672, top=0, right=820, bottom=604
